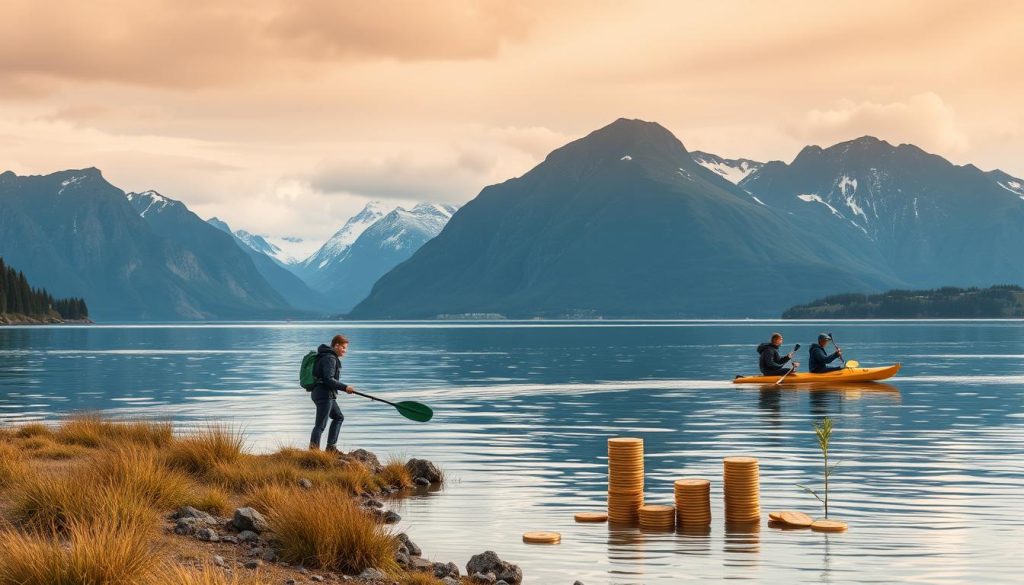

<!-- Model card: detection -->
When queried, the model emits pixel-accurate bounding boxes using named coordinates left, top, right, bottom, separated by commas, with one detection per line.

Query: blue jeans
left=310, top=398, right=344, bottom=448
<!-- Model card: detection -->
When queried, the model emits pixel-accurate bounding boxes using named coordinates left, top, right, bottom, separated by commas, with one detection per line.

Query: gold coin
left=768, top=511, right=785, bottom=521
left=574, top=512, right=608, bottom=523
left=810, top=519, right=848, bottom=533
left=723, top=456, right=758, bottom=465
left=608, top=437, right=643, bottom=445
left=779, top=511, right=814, bottom=527
left=523, top=531, right=561, bottom=544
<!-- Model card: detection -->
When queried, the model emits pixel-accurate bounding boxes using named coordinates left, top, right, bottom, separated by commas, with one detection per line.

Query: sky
left=2, top=0, right=1022, bottom=246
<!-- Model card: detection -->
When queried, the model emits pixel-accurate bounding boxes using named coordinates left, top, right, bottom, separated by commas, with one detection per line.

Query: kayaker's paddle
left=827, top=332, right=847, bottom=367
left=846, top=360, right=860, bottom=368
left=350, top=389, right=433, bottom=422
left=775, top=343, right=801, bottom=385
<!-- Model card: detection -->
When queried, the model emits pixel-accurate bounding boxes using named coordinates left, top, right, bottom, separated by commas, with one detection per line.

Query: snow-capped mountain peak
left=691, top=151, right=764, bottom=184
left=126, top=190, right=178, bottom=217
left=301, top=201, right=390, bottom=272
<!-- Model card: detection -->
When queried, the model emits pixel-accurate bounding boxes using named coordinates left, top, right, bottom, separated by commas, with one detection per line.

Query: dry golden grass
left=90, top=445, right=193, bottom=510
left=21, top=437, right=90, bottom=460
left=380, top=457, right=413, bottom=489
left=0, top=517, right=158, bottom=585
left=269, top=446, right=338, bottom=470
left=208, top=456, right=301, bottom=492
left=14, top=422, right=52, bottom=439
left=183, top=485, right=233, bottom=516
left=56, top=413, right=174, bottom=449
left=0, top=443, right=28, bottom=488
left=161, top=564, right=274, bottom=585
left=260, top=484, right=398, bottom=574
left=167, top=424, right=245, bottom=476
left=400, top=573, right=447, bottom=585
left=9, top=472, right=157, bottom=532
left=311, top=464, right=386, bottom=495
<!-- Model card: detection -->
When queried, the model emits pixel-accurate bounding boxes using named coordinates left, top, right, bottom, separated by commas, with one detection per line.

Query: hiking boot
left=325, top=445, right=341, bottom=454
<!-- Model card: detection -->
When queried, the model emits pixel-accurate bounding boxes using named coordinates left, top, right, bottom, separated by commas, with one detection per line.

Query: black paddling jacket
left=809, top=344, right=841, bottom=373
left=757, top=342, right=791, bottom=374
left=311, top=344, right=348, bottom=401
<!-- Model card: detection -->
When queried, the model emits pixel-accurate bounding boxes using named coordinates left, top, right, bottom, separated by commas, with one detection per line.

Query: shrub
left=9, top=472, right=156, bottom=532
left=262, top=485, right=397, bottom=574
left=167, top=424, right=245, bottom=476
left=0, top=517, right=157, bottom=585
left=89, top=445, right=193, bottom=510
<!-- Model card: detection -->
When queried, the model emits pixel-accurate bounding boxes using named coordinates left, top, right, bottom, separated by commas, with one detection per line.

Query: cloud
left=787, top=93, right=969, bottom=154
left=308, top=149, right=498, bottom=202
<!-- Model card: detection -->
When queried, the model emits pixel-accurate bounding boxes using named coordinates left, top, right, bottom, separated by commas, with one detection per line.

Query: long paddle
left=775, top=343, right=801, bottom=385
left=350, top=389, right=433, bottom=422
left=827, top=332, right=848, bottom=367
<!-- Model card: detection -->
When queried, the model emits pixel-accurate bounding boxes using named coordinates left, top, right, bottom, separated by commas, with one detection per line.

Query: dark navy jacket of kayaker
left=808, top=344, right=842, bottom=373
left=757, top=342, right=791, bottom=375
left=311, top=344, right=348, bottom=401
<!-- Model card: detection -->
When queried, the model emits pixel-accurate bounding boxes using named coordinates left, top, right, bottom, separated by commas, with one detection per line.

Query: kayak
left=732, top=364, right=901, bottom=385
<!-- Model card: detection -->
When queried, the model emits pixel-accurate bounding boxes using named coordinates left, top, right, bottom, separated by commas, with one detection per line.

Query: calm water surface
left=1, top=321, right=1022, bottom=584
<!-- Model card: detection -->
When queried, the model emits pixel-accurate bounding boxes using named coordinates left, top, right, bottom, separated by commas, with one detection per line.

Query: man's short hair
left=770, top=332, right=783, bottom=342
left=330, top=334, right=349, bottom=347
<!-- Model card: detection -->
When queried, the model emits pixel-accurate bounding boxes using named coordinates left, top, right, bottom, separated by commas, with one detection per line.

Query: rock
left=247, top=547, right=263, bottom=558
left=172, top=506, right=217, bottom=525
left=394, top=551, right=410, bottom=568
left=174, top=518, right=198, bottom=536
left=413, top=476, right=430, bottom=486
left=212, top=555, right=226, bottom=568
left=358, top=568, right=387, bottom=580
left=237, top=530, right=260, bottom=543
left=441, top=579, right=460, bottom=585
left=243, top=560, right=262, bottom=570
left=233, top=508, right=269, bottom=533
left=573, top=582, right=584, bottom=585
left=347, top=449, right=383, bottom=473
left=195, top=527, right=219, bottom=542
left=220, top=535, right=238, bottom=544
left=496, top=582, right=509, bottom=585
left=432, top=561, right=460, bottom=579
left=285, top=580, right=296, bottom=585
left=466, top=551, right=522, bottom=585
left=396, top=533, right=422, bottom=556
left=383, top=511, right=401, bottom=524
left=261, top=548, right=278, bottom=562
left=362, top=497, right=384, bottom=509
left=411, top=557, right=433, bottom=572
left=405, top=458, right=442, bottom=484
left=471, top=572, right=496, bottom=584
left=311, top=577, right=324, bottom=583
left=298, top=477, right=313, bottom=489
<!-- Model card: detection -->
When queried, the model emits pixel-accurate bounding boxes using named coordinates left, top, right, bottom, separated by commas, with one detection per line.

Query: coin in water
left=810, top=519, right=848, bottom=533
left=779, top=511, right=813, bottom=527
left=523, top=531, right=562, bottom=544
left=574, top=512, right=608, bottom=522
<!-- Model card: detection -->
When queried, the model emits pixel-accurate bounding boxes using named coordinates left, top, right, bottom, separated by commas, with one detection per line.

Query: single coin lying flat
left=779, top=511, right=814, bottom=528
left=810, top=519, right=848, bottom=533
left=523, top=531, right=562, bottom=544
left=574, top=512, right=608, bottom=523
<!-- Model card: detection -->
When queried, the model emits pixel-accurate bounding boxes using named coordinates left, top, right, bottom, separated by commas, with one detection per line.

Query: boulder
left=173, top=518, right=198, bottom=536
left=358, top=568, right=387, bottom=580
left=405, top=459, right=442, bottom=484
left=347, top=449, right=382, bottom=473
left=237, top=530, right=260, bottom=543
left=433, top=561, right=460, bottom=579
left=466, top=551, right=522, bottom=585
left=195, top=527, right=219, bottom=542
left=232, top=507, right=269, bottom=533
left=172, top=506, right=217, bottom=525
left=471, top=572, right=496, bottom=584
left=396, top=533, right=422, bottom=556
left=298, top=477, right=313, bottom=489
left=441, top=578, right=460, bottom=585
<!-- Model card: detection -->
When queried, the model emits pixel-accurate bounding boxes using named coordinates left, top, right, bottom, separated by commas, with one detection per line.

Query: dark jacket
left=809, top=344, right=841, bottom=373
left=311, top=344, right=348, bottom=401
left=757, top=342, right=791, bottom=375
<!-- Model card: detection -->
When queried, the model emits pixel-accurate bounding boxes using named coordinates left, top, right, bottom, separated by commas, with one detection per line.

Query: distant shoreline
left=0, top=313, right=93, bottom=326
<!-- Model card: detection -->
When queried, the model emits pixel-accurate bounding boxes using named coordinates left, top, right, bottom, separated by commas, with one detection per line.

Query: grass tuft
left=269, top=447, right=339, bottom=470
left=56, top=413, right=174, bottom=449
left=0, top=443, right=28, bottom=488
left=90, top=445, right=193, bottom=510
left=10, top=472, right=156, bottom=532
left=262, top=484, right=398, bottom=574
left=208, top=456, right=300, bottom=492
left=0, top=517, right=158, bottom=585
left=14, top=422, right=52, bottom=439
left=183, top=485, right=233, bottom=516
left=380, top=457, right=413, bottom=489
left=167, top=424, right=245, bottom=476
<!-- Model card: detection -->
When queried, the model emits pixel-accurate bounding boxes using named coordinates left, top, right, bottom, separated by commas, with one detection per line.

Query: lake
left=1, top=320, right=1022, bottom=584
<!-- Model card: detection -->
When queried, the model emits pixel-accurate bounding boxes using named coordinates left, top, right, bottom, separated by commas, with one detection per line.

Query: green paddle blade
left=395, top=401, right=433, bottom=422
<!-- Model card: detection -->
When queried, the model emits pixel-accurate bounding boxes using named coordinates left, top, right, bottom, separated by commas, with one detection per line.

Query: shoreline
left=0, top=313, right=93, bottom=325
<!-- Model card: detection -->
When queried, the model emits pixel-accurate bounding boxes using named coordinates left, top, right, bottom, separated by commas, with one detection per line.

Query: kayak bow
left=733, top=364, right=901, bottom=385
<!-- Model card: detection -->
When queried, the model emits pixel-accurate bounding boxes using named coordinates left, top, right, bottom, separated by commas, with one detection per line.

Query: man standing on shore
left=757, top=332, right=799, bottom=376
left=310, top=334, right=355, bottom=452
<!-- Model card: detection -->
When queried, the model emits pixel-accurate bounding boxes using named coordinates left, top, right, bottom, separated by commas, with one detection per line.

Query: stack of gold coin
left=673, top=478, right=711, bottom=527
left=723, top=456, right=760, bottom=523
left=638, top=504, right=675, bottom=531
left=607, top=437, right=644, bottom=523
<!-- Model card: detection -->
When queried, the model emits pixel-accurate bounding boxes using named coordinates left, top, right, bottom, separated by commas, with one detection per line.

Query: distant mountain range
left=351, top=118, right=1024, bottom=319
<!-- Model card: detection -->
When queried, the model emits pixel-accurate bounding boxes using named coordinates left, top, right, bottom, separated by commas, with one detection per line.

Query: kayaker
left=757, top=333, right=799, bottom=376
left=309, top=334, right=355, bottom=452
left=809, top=333, right=843, bottom=373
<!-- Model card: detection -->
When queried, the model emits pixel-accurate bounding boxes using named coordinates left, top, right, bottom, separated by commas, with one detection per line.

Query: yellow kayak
left=733, top=364, right=901, bottom=385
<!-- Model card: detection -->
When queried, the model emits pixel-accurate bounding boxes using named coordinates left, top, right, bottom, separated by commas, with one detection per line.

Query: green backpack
left=299, top=351, right=320, bottom=391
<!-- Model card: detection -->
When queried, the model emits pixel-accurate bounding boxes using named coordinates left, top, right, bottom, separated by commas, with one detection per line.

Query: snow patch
left=620, top=155, right=632, bottom=161
left=797, top=193, right=844, bottom=218
left=913, top=197, right=919, bottom=218
left=694, top=158, right=758, bottom=184
left=751, top=196, right=767, bottom=206
left=997, top=180, right=1024, bottom=196
left=58, top=175, right=85, bottom=195
left=838, top=175, right=858, bottom=196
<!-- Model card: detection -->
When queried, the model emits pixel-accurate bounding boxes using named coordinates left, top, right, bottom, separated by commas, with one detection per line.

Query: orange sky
left=2, top=0, right=1022, bottom=240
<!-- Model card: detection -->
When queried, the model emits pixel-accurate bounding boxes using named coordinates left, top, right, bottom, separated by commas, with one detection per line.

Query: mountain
left=349, top=118, right=897, bottom=319
left=691, top=151, right=764, bottom=185
left=307, top=203, right=458, bottom=314
left=208, top=218, right=309, bottom=267
left=740, top=136, right=1024, bottom=287
left=0, top=169, right=297, bottom=320
left=297, top=201, right=390, bottom=280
